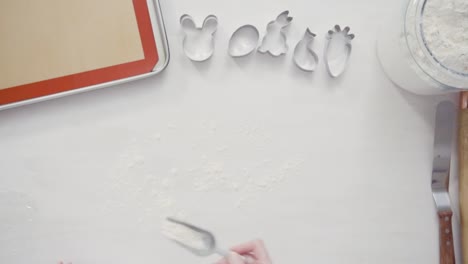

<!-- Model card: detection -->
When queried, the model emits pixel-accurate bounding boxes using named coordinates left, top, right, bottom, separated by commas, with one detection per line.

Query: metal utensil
left=0, top=0, right=170, bottom=111
left=258, top=11, right=293, bottom=56
left=164, top=217, right=253, bottom=263
left=432, top=101, right=457, bottom=264
left=229, top=25, right=259, bottom=58
left=324, top=25, right=354, bottom=77
left=180, top=14, right=218, bottom=62
left=293, top=28, right=319, bottom=72
left=460, top=93, right=468, bottom=263
left=164, top=217, right=228, bottom=257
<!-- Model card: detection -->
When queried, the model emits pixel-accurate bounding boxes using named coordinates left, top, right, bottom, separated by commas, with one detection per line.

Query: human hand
left=216, top=239, right=272, bottom=264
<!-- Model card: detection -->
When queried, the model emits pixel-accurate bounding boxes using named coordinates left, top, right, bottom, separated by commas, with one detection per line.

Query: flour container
left=377, top=0, right=468, bottom=95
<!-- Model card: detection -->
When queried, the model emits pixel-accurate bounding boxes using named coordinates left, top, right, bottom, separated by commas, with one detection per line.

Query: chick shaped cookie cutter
left=180, top=14, right=218, bottom=62
left=293, top=28, right=319, bottom=72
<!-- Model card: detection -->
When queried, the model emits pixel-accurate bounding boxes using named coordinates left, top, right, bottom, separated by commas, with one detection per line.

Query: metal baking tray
left=0, top=0, right=170, bottom=111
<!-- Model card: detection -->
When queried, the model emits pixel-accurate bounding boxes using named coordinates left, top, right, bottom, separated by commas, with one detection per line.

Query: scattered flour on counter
left=109, top=124, right=306, bottom=218
left=422, top=0, right=468, bottom=73
left=127, top=155, right=145, bottom=169
left=161, top=177, right=171, bottom=188
left=106, top=138, right=186, bottom=227
left=188, top=157, right=305, bottom=208
left=216, top=145, right=229, bottom=153
left=192, top=161, right=225, bottom=191
left=161, top=220, right=207, bottom=251
left=167, top=123, right=177, bottom=130
left=153, top=133, right=162, bottom=141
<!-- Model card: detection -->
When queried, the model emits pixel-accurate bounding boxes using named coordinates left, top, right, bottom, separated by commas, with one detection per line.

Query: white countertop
left=0, top=0, right=461, bottom=263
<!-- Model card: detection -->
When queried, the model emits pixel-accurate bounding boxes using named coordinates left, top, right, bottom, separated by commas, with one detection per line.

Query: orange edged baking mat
left=0, top=0, right=168, bottom=107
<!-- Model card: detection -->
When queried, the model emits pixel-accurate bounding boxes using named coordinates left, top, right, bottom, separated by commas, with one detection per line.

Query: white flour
left=161, top=220, right=207, bottom=251
left=422, top=0, right=468, bottom=74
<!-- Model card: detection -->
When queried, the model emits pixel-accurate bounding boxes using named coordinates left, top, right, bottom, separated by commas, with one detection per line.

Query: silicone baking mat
left=0, top=0, right=159, bottom=105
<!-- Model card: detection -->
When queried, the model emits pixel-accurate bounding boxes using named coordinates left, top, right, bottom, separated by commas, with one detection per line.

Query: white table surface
left=0, top=0, right=461, bottom=263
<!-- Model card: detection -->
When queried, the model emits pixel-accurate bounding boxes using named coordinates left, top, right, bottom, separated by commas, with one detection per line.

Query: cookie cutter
left=324, top=25, right=355, bottom=77
left=258, top=11, right=293, bottom=57
left=180, top=14, right=218, bottom=62
left=293, top=28, right=319, bottom=72
left=228, top=24, right=260, bottom=57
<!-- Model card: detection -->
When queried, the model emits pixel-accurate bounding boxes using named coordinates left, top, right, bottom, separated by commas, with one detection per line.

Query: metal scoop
left=163, top=217, right=229, bottom=257
left=163, top=217, right=253, bottom=263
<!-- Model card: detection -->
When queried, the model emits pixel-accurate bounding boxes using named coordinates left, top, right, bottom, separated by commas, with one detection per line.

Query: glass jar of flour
left=377, top=0, right=468, bottom=95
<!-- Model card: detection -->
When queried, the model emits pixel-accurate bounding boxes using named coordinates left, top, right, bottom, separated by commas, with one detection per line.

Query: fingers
left=216, top=258, right=229, bottom=264
left=230, top=240, right=260, bottom=254
left=230, top=239, right=271, bottom=263
left=216, top=252, right=245, bottom=264
left=228, top=252, right=246, bottom=264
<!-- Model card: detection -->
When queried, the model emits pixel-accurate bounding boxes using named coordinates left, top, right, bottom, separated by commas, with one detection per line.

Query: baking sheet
left=0, top=0, right=144, bottom=89
left=0, top=0, right=169, bottom=108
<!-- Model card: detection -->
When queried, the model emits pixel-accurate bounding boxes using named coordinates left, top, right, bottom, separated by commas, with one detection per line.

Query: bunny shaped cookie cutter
left=180, top=14, right=218, bottom=62
left=258, top=11, right=293, bottom=57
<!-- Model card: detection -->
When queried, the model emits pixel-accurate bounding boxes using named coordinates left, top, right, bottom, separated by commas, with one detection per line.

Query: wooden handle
left=461, top=92, right=468, bottom=264
left=439, top=211, right=456, bottom=264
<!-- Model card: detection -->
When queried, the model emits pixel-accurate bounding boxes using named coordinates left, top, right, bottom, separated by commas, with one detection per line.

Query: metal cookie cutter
left=324, top=25, right=355, bottom=77
left=258, top=11, right=293, bottom=56
left=293, top=28, right=319, bottom=72
left=180, top=14, right=218, bottom=62
left=228, top=25, right=260, bottom=57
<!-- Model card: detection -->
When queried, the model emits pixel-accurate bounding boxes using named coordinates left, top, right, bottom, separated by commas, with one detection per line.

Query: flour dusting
left=422, top=0, right=468, bottom=74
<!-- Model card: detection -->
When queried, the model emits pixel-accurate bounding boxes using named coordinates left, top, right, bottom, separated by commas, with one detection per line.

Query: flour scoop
left=162, top=217, right=252, bottom=263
